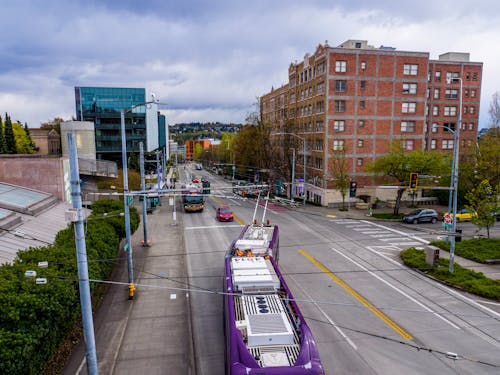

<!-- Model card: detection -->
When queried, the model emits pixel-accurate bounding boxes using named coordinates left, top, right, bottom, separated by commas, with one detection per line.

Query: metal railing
left=78, top=158, right=118, bottom=178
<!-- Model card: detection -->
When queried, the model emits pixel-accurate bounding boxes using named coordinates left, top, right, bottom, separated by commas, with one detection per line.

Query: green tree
left=193, top=143, right=203, bottom=161
left=465, top=180, right=498, bottom=238
left=3, top=114, right=17, bottom=154
left=0, top=114, right=5, bottom=153
left=12, top=122, right=36, bottom=154
left=330, top=148, right=350, bottom=209
left=366, top=142, right=450, bottom=215
left=488, top=91, right=500, bottom=128
left=24, top=122, right=37, bottom=151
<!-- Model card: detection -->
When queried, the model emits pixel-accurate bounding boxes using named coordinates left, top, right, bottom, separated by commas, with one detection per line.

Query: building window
left=444, top=106, right=457, bottom=116
left=358, top=139, right=364, bottom=147
left=469, top=123, right=474, bottom=130
left=466, top=72, right=471, bottom=80
left=360, top=80, right=366, bottom=89
left=463, top=106, right=467, bottom=114
left=359, top=120, right=365, bottom=128
left=471, top=89, right=476, bottom=98
left=316, top=121, right=324, bottom=131
left=402, top=139, right=414, bottom=150
left=431, top=139, right=437, bottom=149
left=432, top=123, right=438, bottom=133
left=403, top=83, right=417, bottom=94
left=446, top=72, right=460, bottom=82
left=333, top=140, right=345, bottom=150
left=401, top=121, right=416, bottom=132
left=433, top=89, right=440, bottom=99
left=403, top=64, right=418, bottom=75
left=316, top=81, right=325, bottom=94
left=316, top=101, right=324, bottom=113
left=290, top=93, right=296, bottom=102
left=335, top=61, right=347, bottom=73
left=334, top=120, right=345, bottom=132
left=315, top=140, right=323, bottom=151
left=360, top=100, right=366, bottom=109
left=442, top=139, right=454, bottom=149
left=435, top=71, right=441, bottom=81
left=316, top=62, right=326, bottom=75
left=361, top=61, right=366, bottom=70
left=335, top=100, right=346, bottom=112
left=445, top=89, right=458, bottom=99
left=444, top=123, right=456, bottom=132
left=402, top=102, right=416, bottom=113
left=469, top=106, right=475, bottom=114
left=357, top=158, right=363, bottom=166
left=314, top=157, right=323, bottom=169
left=335, top=80, right=346, bottom=92
left=473, top=72, right=478, bottom=80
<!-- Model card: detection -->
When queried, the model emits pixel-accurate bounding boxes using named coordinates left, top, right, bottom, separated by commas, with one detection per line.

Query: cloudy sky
left=1, top=0, right=499, bottom=128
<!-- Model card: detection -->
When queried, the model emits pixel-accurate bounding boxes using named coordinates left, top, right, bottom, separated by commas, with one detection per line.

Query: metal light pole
left=274, top=132, right=306, bottom=205
left=449, top=77, right=462, bottom=273
left=139, top=142, right=149, bottom=246
left=290, top=148, right=295, bottom=200
left=68, top=133, right=98, bottom=374
left=120, top=96, right=159, bottom=297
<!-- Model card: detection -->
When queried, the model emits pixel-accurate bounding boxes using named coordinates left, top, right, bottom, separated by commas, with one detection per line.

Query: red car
left=216, top=206, right=233, bottom=222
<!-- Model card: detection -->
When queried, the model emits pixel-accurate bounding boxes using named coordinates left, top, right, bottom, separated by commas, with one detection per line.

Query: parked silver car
left=402, top=209, right=439, bottom=224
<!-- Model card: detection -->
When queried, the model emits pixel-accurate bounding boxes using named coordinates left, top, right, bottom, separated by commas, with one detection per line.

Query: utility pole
left=68, top=133, right=98, bottom=374
left=291, top=148, right=295, bottom=201
left=139, top=142, right=150, bottom=246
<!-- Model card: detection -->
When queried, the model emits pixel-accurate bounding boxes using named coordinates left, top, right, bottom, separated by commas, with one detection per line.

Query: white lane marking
left=360, top=220, right=430, bottom=244
left=391, top=242, right=423, bottom=247
left=332, top=247, right=460, bottom=329
left=360, top=230, right=387, bottom=234
left=379, top=237, right=407, bottom=242
left=185, top=224, right=243, bottom=230
left=287, top=274, right=358, bottom=351
left=370, top=233, right=403, bottom=238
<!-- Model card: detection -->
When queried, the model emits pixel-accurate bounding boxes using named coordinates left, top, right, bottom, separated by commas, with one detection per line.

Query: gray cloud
left=1, top=0, right=499, bottom=127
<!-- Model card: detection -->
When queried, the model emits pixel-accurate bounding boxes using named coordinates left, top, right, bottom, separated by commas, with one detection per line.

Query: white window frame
left=334, top=100, right=346, bottom=113
left=401, top=121, right=416, bottom=132
left=333, top=140, right=345, bottom=151
left=432, top=123, right=438, bottom=133
left=335, top=60, right=347, bottom=73
left=403, top=64, right=418, bottom=75
left=334, top=120, right=345, bottom=132
left=444, top=106, right=457, bottom=116
left=431, top=139, right=437, bottom=149
left=402, top=102, right=416, bottom=113
left=402, top=139, right=414, bottom=150
left=433, top=89, right=440, bottom=99
left=357, top=139, right=364, bottom=147
left=403, top=83, right=417, bottom=94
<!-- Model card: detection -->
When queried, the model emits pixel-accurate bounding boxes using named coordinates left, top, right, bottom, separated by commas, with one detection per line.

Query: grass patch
left=430, top=238, right=500, bottom=263
left=372, top=213, right=404, bottom=220
left=401, top=248, right=500, bottom=300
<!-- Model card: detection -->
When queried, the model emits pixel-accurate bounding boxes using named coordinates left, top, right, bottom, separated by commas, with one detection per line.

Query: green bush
left=0, top=199, right=136, bottom=374
left=401, top=248, right=500, bottom=300
left=430, top=238, right=500, bottom=263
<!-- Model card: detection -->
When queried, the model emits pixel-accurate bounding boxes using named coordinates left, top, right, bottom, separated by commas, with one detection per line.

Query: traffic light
left=409, top=173, right=418, bottom=190
left=349, top=180, right=357, bottom=197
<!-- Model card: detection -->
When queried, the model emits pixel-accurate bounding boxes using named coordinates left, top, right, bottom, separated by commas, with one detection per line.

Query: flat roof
left=0, top=183, right=51, bottom=209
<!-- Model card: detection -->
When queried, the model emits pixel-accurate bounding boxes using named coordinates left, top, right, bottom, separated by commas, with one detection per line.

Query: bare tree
left=488, top=92, right=500, bottom=128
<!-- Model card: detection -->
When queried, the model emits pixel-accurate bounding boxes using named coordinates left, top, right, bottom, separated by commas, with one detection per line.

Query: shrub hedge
left=0, top=200, right=139, bottom=374
left=430, top=238, right=500, bottom=263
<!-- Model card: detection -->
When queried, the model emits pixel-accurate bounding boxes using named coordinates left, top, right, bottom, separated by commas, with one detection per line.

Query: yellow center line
left=211, top=196, right=245, bottom=225
left=299, top=249, right=413, bottom=340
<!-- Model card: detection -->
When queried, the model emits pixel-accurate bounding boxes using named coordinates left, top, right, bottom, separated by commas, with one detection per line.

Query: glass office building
left=75, top=87, right=163, bottom=161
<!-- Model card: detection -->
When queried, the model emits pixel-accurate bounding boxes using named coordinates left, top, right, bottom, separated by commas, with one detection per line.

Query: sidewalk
left=62, top=198, right=195, bottom=375
left=297, top=202, right=500, bottom=281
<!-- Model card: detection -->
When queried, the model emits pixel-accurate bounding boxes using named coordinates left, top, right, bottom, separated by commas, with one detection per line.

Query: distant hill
left=170, top=122, right=242, bottom=143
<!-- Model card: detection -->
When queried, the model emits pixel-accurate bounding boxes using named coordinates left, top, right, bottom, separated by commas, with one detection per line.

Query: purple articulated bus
left=224, top=222, right=324, bottom=375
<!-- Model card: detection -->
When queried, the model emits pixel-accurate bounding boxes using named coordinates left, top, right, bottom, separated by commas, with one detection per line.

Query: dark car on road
left=402, top=209, right=439, bottom=224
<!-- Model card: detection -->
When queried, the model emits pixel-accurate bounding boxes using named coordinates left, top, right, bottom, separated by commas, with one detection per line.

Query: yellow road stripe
left=211, top=196, right=245, bottom=225
left=299, top=249, right=413, bottom=340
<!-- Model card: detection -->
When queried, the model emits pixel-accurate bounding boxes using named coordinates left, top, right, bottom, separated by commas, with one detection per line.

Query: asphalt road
left=183, top=167, right=500, bottom=375
left=62, top=165, right=500, bottom=374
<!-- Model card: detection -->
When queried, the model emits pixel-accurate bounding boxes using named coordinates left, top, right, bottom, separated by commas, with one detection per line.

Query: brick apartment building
left=260, top=40, right=482, bottom=205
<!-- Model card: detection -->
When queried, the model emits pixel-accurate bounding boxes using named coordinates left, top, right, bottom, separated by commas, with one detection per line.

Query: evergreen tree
left=0, top=114, right=5, bottom=153
left=24, top=122, right=37, bottom=151
left=4, top=113, right=17, bottom=154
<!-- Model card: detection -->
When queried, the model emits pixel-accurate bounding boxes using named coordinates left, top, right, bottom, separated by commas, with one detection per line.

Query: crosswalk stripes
left=330, top=219, right=425, bottom=249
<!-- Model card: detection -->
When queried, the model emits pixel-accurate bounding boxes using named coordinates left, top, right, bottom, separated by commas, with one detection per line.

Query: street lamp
left=273, top=132, right=306, bottom=205
left=446, top=76, right=463, bottom=273
left=121, top=95, right=158, bottom=297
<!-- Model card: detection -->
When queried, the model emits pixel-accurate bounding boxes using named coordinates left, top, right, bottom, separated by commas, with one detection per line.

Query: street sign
left=444, top=213, right=452, bottom=224
left=127, top=195, right=133, bottom=205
